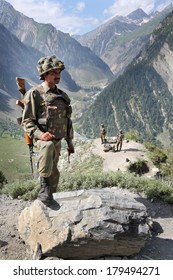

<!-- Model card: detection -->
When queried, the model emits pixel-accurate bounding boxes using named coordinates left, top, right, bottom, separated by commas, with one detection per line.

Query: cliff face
left=153, top=42, right=173, bottom=95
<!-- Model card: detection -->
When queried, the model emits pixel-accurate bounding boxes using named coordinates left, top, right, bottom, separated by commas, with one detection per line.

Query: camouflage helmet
left=37, top=55, right=65, bottom=80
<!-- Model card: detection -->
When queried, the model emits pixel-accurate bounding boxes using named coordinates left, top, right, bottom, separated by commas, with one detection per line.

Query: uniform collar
left=41, top=82, right=57, bottom=93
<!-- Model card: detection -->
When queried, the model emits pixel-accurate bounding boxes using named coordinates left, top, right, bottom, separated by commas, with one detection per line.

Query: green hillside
left=77, top=11, right=173, bottom=144
left=0, top=133, right=34, bottom=182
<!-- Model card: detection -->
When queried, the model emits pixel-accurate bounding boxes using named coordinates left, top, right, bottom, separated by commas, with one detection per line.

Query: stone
left=18, top=187, right=151, bottom=259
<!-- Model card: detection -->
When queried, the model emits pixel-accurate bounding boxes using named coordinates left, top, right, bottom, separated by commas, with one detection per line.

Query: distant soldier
left=116, top=130, right=124, bottom=151
left=100, top=123, right=106, bottom=144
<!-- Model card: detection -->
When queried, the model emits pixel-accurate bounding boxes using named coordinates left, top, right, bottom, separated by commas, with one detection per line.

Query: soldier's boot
left=49, top=185, right=58, bottom=204
left=37, top=177, right=51, bottom=205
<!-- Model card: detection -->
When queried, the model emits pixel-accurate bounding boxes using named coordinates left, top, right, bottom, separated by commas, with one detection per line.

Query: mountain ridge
left=0, top=0, right=113, bottom=89
left=78, top=10, right=173, bottom=145
left=74, top=6, right=173, bottom=76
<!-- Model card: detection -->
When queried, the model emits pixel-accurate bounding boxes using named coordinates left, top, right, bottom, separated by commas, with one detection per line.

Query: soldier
left=100, top=123, right=106, bottom=144
left=116, top=130, right=124, bottom=151
left=22, top=55, right=74, bottom=206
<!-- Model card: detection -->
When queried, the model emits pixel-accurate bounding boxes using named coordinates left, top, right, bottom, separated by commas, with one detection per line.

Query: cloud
left=6, top=0, right=172, bottom=35
left=6, top=0, right=96, bottom=34
left=7, top=0, right=63, bottom=24
left=76, top=1, right=85, bottom=12
left=156, top=0, right=172, bottom=12
left=104, top=0, right=155, bottom=17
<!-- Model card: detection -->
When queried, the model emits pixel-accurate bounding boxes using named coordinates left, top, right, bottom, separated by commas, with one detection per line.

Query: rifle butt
left=25, top=132, right=32, bottom=145
left=16, top=77, right=26, bottom=98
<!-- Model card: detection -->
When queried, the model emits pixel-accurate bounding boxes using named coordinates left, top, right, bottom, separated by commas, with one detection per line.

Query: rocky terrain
left=0, top=139, right=173, bottom=260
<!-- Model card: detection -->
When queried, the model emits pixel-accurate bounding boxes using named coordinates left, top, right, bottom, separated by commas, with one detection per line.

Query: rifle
left=16, top=77, right=34, bottom=176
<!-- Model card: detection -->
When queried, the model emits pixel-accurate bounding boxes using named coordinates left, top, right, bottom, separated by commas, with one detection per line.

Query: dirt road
left=92, top=138, right=156, bottom=175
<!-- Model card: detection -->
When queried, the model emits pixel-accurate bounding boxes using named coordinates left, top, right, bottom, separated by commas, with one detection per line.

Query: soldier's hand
left=40, top=132, right=55, bottom=141
left=67, top=141, right=75, bottom=154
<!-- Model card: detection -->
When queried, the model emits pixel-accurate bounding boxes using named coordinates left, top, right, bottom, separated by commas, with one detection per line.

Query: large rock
left=18, top=188, right=151, bottom=259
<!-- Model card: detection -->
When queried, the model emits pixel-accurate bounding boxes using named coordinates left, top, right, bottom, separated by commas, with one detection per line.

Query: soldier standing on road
left=116, top=130, right=124, bottom=151
left=22, top=55, right=74, bottom=206
left=100, top=123, right=107, bottom=144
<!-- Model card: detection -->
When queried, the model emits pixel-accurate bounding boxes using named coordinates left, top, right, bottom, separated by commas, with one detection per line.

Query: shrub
left=1, top=179, right=40, bottom=200
left=144, top=142, right=167, bottom=166
left=125, top=130, right=140, bottom=142
left=59, top=170, right=173, bottom=204
left=128, top=159, right=149, bottom=175
left=145, top=180, right=173, bottom=204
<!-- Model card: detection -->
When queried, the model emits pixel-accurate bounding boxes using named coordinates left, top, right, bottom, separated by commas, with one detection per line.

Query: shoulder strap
left=35, top=85, right=46, bottom=99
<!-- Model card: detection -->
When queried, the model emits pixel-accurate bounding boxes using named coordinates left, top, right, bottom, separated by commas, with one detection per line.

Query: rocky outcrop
left=153, top=42, right=173, bottom=96
left=18, top=188, right=151, bottom=260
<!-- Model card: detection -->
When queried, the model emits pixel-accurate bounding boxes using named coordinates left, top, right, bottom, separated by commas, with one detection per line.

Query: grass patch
left=0, top=133, right=37, bottom=182
left=0, top=179, right=40, bottom=200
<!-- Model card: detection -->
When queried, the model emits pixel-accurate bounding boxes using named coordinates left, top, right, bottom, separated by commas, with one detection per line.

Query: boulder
left=18, top=187, right=151, bottom=259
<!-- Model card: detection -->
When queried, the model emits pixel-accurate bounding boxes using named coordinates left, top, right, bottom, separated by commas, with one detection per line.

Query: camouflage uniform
left=100, top=123, right=106, bottom=144
left=116, top=130, right=124, bottom=151
left=22, top=55, right=74, bottom=205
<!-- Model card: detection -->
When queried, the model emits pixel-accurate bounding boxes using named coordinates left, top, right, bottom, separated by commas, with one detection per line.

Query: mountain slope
left=0, top=0, right=113, bottom=88
left=0, top=23, right=80, bottom=120
left=0, top=23, right=41, bottom=95
left=78, top=11, right=173, bottom=145
left=127, top=8, right=149, bottom=22
left=75, top=6, right=173, bottom=76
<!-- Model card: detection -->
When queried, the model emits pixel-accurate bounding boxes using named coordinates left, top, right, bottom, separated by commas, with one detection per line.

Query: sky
left=5, top=0, right=173, bottom=35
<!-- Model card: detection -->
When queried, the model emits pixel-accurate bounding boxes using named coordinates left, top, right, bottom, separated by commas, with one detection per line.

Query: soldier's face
left=45, top=69, right=61, bottom=86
